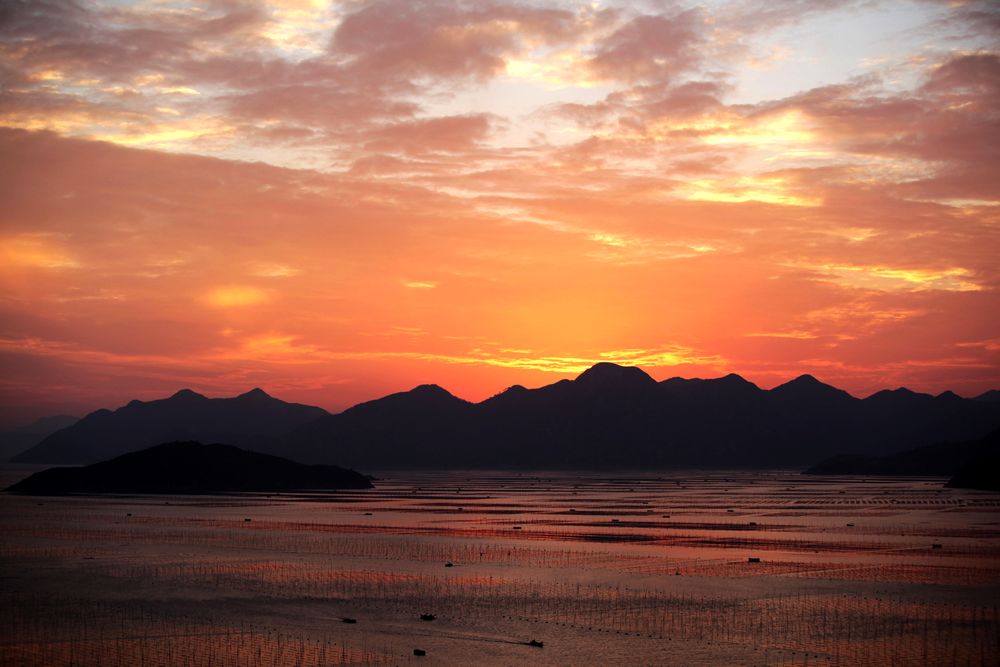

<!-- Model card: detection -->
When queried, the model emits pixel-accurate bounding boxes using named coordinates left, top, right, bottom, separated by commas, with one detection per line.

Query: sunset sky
left=1, top=0, right=998, bottom=425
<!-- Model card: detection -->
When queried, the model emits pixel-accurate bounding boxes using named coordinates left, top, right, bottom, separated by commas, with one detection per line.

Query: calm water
left=1, top=468, right=998, bottom=665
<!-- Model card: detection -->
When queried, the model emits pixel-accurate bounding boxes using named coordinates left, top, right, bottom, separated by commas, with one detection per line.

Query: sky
left=0, top=0, right=998, bottom=425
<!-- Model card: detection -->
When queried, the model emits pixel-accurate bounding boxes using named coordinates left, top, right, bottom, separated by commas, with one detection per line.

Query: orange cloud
left=0, top=235, right=80, bottom=270
left=0, top=1, right=998, bottom=426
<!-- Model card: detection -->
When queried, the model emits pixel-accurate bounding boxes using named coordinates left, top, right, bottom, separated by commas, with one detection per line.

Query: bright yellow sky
left=0, top=0, right=998, bottom=423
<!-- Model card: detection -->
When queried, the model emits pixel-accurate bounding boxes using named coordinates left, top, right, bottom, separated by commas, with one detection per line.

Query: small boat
left=414, top=648, right=426, bottom=656
left=528, top=639, right=544, bottom=648
left=341, top=617, right=357, bottom=624
left=420, top=614, right=436, bottom=621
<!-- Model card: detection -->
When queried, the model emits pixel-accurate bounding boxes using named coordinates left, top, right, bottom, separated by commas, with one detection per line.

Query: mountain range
left=11, top=389, right=326, bottom=464
left=10, top=363, right=1000, bottom=469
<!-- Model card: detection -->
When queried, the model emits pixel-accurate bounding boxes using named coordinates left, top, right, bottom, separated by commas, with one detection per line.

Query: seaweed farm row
left=2, top=469, right=998, bottom=665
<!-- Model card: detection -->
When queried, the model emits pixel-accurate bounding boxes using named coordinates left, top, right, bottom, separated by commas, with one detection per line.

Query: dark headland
left=943, top=428, right=1000, bottom=491
left=804, top=428, right=1000, bottom=491
left=946, top=446, right=1000, bottom=491
left=6, top=441, right=373, bottom=495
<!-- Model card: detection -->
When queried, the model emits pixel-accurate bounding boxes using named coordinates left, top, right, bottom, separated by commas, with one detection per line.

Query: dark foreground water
left=1, top=468, right=998, bottom=665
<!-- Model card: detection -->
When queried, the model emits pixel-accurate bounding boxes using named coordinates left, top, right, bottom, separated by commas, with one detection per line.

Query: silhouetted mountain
left=804, top=428, right=1000, bottom=476
left=946, top=431, right=1000, bottom=491
left=283, top=364, right=1000, bottom=470
left=575, top=362, right=657, bottom=392
left=975, top=390, right=1000, bottom=403
left=22, top=415, right=81, bottom=433
left=771, top=374, right=855, bottom=403
left=7, top=441, right=372, bottom=495
left=0, top=415, right=78, bottom=462
left=284, top=385, right=474, bottom=468
left=11, top=390, right=328, bottom=464
left=14, top=366, right=1000, bottom=469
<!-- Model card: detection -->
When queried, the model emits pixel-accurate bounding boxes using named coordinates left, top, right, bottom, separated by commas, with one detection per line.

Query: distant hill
left=0, top=415, right=79, bottom=462
left=975, top=390, right=1000, bottom=403
left=803, top=428, right=1000, bottom=476
left=283, top=363, right=1000, bottom=469
left=7, top=441, right=372, bottom=495
left=11, top=389, right=328, bottom=464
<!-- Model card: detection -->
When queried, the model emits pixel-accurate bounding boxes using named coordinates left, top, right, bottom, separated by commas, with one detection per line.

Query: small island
left=6, top=441, right=373, bottom=495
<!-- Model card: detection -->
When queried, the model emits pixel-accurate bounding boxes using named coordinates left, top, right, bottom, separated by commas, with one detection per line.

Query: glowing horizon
left=1, top=0, right=998, bottom=426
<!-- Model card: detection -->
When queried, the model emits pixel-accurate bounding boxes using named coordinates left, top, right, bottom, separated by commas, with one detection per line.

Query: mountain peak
left=575, top=363, right=656, bottom=388
left=170, top=389, right=205, bottom=400
left=863, top=387, right=934, bottom=404
left=658, top=373, right=760, bottom=397
left=720, top=372, right=753, bottom=385
left=493, top=384, right=528, bottom=399
left=237, top=387, right=271, bottom=400
left=974, top=389, right=1000, bottom=403
left=867, top=387, right=917, bottom=398
left=772, top=374, right=853, bottom=400
left=410, top=384, right=455, bottom=398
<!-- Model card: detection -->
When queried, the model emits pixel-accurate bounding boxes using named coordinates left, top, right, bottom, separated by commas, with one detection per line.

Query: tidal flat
left=1, top=469, right=998, bottom=666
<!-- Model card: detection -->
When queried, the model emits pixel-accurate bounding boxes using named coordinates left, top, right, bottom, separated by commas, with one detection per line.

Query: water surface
left=2, top=469, right=998, bottom=665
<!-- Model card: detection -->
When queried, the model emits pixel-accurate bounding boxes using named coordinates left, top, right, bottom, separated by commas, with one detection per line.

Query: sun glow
left=683, top=175, right=822, bottom=207
left=204, top=286, right=270, bottom=308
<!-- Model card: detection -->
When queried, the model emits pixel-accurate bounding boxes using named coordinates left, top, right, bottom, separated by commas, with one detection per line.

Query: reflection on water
left=2, top=469, right=998, bottom=665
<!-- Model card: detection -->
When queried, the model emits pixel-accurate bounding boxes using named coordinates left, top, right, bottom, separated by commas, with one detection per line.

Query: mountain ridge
left=9, top=364, right=1000, bottom=469
left=284, top=365, right=1000, bottom=470
left=0, top=415, right=79, bottom=462
left=12, top=390, right=329, bottom=464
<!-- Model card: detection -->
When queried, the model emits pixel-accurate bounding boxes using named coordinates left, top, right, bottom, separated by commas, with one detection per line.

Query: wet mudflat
left=1, top=469, right=998, bottom=665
